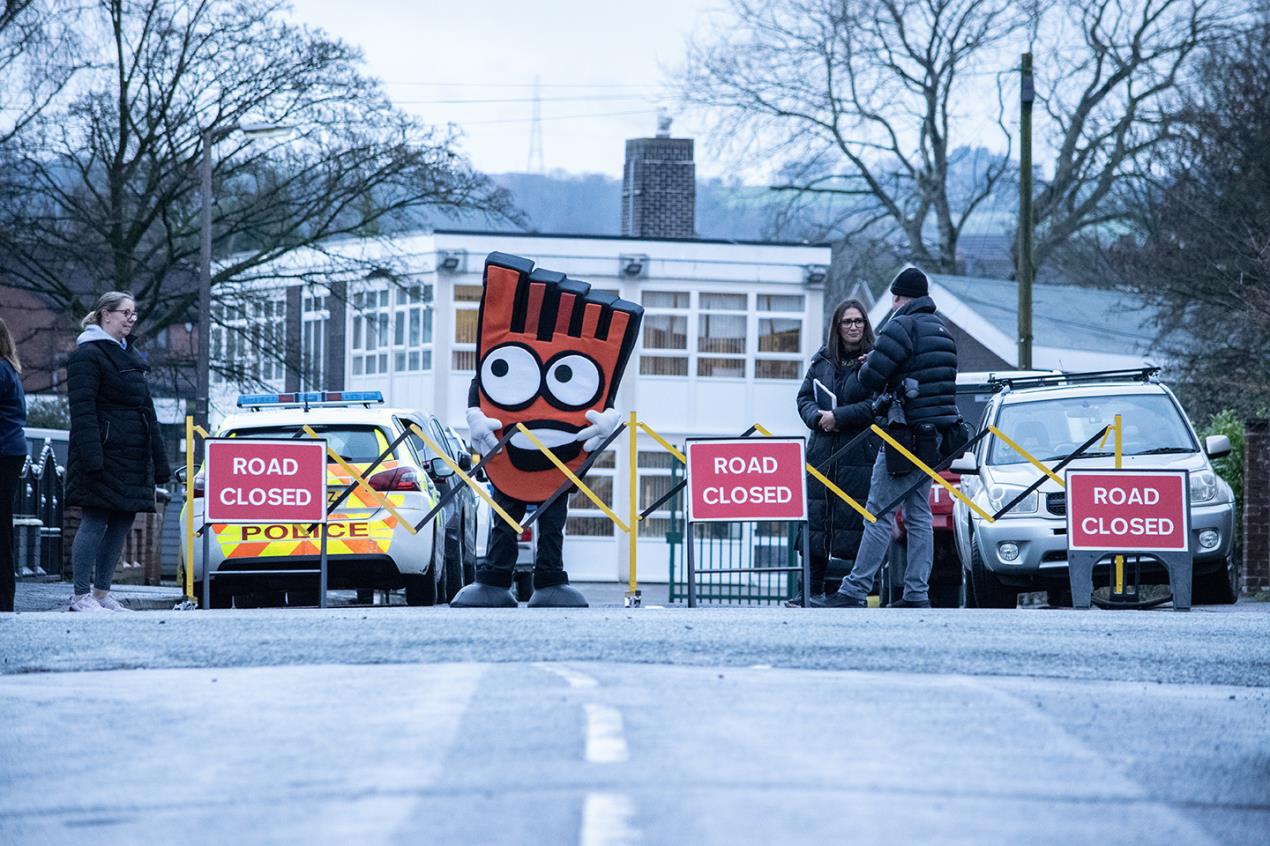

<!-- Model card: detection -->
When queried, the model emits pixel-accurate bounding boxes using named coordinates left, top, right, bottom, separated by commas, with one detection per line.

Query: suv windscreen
left=988, top=393, right=1196, bottom=465
left=226, top=425, right=387, bottom=463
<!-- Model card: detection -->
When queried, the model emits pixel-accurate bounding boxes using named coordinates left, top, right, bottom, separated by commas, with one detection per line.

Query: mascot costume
left=451, top=252, right=643, bottom=607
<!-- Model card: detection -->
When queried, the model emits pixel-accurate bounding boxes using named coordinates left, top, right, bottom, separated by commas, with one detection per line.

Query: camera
left=871, top=377, right=920, bottom=418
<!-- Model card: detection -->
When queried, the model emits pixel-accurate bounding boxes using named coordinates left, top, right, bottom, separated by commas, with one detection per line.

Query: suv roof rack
left=989, top=367, right=1160, bottom=392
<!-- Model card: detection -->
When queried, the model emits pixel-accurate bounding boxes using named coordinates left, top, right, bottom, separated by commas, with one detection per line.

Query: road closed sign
left=686, top=438, right=807, bottom=523
left=205, top=438, right=328, bottom=524
left=1066, top=469, right=1189, bottom=552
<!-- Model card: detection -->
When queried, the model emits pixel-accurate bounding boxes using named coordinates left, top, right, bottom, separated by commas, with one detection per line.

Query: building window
left=697, top=292, right=747, bottom=378
left=209, top=295, right=286, bottom=386
left=301, top=291, right=329, bottom=391
left=566, top=451, right=615, bottom=537
left=350, top=288, right=390, bottom=376
left=392, top=282, right=433, bottom=373
left=637, top=449, right=682, bottom=539
left=640, top=290, right=689, bottom=377
left=755, top=293, right=804, bottom=380
left=452, top=283, right=482, bottom=371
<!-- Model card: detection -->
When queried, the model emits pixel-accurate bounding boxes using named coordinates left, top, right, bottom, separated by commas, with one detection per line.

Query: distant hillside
left=486, top=172, right=791, bottom=241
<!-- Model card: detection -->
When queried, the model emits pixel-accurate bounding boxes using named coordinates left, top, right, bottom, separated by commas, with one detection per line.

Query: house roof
left=868, top=273, right=1164, bottom=370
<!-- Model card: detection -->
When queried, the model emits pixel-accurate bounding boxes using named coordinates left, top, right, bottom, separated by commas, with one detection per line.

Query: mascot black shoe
left=525, top=571, right=589, bottom=608
left=450, top=570, right=518, bottom=608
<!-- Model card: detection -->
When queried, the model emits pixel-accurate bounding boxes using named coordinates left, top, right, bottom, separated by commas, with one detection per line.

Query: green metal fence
left=663, top=461, right=803, bottom=605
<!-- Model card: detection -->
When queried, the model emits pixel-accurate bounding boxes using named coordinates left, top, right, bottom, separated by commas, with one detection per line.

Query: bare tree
left=1026, top=0, right=1230, bottom=274
left=0, top=0, right=82, bottom=147
left=680, top=0, right=1023, bottom=272
left=1106, top=20, right=1270, bottom=420
left=0, top=0, right=515, bottom=366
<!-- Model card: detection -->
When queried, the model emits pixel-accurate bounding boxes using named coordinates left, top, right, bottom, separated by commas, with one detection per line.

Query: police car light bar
left=237, top=390, right=385, bottom=409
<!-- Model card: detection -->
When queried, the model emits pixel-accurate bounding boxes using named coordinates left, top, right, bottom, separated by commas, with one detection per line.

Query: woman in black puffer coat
left=794, top=299, right=880, bottom=602
left=64, top=292, right=170, bottom=612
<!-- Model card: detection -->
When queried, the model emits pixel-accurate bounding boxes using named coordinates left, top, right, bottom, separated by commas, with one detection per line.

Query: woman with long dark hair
left=64, top=292, right=170, bottom=611
left=0, top=318, right=25, bottom=612
left=792, top=299, right=880, bottom=604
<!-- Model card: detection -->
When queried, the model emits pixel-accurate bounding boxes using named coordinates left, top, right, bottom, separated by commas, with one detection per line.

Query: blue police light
left=237, top=390, right=385, bottom=409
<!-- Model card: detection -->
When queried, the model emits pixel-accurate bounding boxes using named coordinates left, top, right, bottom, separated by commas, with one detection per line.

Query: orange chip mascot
left=451, top=252, right=643, bottom=607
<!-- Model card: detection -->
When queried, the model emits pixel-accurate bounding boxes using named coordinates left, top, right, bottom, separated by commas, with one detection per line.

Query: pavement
left=9, top=580, right=670, bottom=613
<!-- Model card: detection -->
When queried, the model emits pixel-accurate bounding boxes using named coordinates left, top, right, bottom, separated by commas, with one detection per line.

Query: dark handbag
left=939, top=417, right=973, bottom=461
left=914, top=422, right=941, bottom=467
left=884, top=421, right=915, bottom=475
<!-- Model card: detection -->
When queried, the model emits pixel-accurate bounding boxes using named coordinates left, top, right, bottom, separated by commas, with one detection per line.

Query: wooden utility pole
left=1018, top=52, right=1034, bottom=369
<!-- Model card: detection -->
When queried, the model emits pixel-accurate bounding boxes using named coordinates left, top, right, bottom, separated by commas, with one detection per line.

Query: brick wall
left=62, top=498, right=168, bottom=586
left=1244, top=418, right=1269, bottom=591
left=621, top=137, right=695, bottom=239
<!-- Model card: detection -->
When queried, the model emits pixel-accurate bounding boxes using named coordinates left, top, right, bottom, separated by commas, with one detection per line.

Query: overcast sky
left=287, top=0, right=725, bottom=179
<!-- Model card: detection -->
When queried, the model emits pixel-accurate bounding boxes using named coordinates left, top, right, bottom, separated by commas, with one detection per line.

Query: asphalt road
left=2, top=606, right=1268, bottom=845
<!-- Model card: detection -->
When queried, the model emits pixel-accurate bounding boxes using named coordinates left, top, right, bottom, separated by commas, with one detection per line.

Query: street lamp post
left=195, top=123, right=292, bottom=436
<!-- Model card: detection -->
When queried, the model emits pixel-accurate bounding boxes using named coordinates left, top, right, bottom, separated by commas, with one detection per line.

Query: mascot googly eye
left=472, top=252, right=643, bottom=503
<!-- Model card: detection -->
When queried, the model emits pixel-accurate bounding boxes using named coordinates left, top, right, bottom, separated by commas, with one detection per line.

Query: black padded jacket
left=65, top=339, right=170, bottom=513
left=853, top=295, right=959, bottom=427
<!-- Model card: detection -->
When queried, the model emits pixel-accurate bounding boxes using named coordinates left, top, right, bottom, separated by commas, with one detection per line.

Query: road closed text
left=217, top=485, right=314, bottom=508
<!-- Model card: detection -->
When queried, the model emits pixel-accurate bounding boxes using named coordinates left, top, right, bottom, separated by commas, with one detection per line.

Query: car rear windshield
left=988, top=394, right=1196, bottom=465
left=225, top=425, right=388, bottom=463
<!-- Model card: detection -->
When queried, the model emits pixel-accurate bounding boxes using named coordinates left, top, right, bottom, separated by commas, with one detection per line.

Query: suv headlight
left=985, top=484, right=1038, bottom=516
left=1190, top=470, right=1217, bottom=503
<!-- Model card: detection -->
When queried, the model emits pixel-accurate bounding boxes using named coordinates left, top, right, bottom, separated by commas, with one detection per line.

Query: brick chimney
left=621, top=114, right=695, bottom=239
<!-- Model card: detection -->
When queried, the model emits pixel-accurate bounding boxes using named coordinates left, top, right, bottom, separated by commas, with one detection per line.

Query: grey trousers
left=839, top=450, right=934, bottom=602
left=71, top=508, right=135, bottom=595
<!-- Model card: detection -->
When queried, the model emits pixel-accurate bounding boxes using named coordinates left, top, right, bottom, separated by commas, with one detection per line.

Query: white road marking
left=534, top=662, right=599, bottom=689
left=584, top=703, right=630, bottom=764
left=580, top=792, right=641, bottom=846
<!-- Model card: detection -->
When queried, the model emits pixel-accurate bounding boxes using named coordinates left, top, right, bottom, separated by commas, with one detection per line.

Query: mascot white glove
left=465, top=406, right=504, bottom=455
left=575, top=408, right=621, bottom=452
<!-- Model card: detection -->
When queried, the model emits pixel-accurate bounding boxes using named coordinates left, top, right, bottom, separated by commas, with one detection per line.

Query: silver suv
left=950, top=371, right=1238, bottom=607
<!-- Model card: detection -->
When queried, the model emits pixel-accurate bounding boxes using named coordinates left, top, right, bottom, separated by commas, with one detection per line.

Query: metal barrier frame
left=198, top=436, right=332, bottom=609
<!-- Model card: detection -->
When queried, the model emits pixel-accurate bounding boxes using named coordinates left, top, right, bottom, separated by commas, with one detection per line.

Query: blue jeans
left=71, top=508, right=135, bottom=595
left=839, top=450, right=934, bottom=602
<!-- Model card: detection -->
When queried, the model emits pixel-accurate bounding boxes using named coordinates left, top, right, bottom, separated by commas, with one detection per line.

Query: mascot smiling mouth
left=504, top=421, right=584, bottom=472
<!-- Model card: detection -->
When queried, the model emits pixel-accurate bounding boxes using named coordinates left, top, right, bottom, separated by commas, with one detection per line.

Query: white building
left=210, top=227, right=831, bottom=583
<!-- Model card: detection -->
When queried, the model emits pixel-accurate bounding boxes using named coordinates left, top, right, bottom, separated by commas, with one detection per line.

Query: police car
left=180, top=391, right=472, bottom=608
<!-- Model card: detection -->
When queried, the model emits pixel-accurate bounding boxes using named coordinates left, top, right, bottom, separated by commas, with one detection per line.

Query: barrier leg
left=319, top=523, right=328, bottom=609
left=800, top=522, right=810, bottom=608
left=1068, top=551, right=1095, bottom=609
left=686, top=519, right=696, bottom=608
left=1164, top=552, right=1192, bottom=611
left=201, top=526, right=211, bottom=610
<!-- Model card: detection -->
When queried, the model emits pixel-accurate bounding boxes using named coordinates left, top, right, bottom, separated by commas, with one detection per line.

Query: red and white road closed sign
left=205, top=439, right=328, bottom=524
left=686, top=438, right=807, bottom=523
left=1066, top=469, right=1189, bottom=552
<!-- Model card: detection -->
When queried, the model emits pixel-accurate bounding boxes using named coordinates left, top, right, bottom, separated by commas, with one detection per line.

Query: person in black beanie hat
left=890, top=266, right=929, bottom=298
left=812, top=264, right=959, bottom=609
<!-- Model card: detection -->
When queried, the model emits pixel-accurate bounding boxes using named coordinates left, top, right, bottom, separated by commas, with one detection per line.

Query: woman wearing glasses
left=64, top=292, right=171, bottom=611
left=792, top=299, right=880, bottom=605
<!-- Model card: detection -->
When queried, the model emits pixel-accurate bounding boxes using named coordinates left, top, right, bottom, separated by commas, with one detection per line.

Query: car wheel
left=968, top=536, right=1017, bottom=609
left=1193, top=557, right=1239, bottom=605
left=405, top=573, right=437, bottom=606
left=515, top=570, right=534, bottom=603
left=194, top=580, right=232, bottom=609
left=444, top=524, right=464, bottom=602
